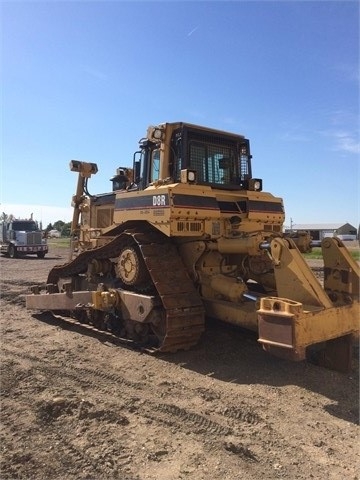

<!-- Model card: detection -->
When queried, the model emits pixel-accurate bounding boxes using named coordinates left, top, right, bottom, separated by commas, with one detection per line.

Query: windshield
left=172, top=125, right=252, bottom=188
left=190, top=143, right=234, bottom=184
left=188, top=141, right=251, bottom=187
left=12, top=221, right=38, bottom=231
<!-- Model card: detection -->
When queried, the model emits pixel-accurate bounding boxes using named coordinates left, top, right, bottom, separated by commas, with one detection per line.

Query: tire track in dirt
left=1, top=392, right=138, bottom=480
left=2, top=346, right=253, bottom=431
left=1, top=344, right=267, bottom=468
left=145, top=402, right=233, bottom=436
left=2, top=337, right=355, bottom=480
left=2, top=251, right=359, bottom=480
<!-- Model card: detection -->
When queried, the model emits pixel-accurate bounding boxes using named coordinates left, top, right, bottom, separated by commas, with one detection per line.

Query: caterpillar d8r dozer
left=26, top=122, right=359, bottom=371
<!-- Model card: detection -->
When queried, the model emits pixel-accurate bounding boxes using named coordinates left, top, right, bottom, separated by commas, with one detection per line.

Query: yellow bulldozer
left=26, top=122, right=359, bottom=371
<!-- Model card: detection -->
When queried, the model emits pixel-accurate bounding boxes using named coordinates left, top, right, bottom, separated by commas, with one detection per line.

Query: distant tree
left=53, top=220, right=65, bottom=232
left=45, top=223, right=53, bottom=232
left=61, top=222, right=71, bottom=237
left=1, top=212, right=14, bottom=223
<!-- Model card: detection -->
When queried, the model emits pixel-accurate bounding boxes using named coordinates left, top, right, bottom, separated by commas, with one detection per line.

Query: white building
left=284, top=223, right=357, bottom=241
left=48, top=229, right=61, bottom=238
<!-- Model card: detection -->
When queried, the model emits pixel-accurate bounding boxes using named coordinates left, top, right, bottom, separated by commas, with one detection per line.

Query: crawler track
left=46, top=227, right=205, bottom=353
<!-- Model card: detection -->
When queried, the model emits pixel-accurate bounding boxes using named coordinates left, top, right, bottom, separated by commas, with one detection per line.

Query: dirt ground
left=0, top=246, right=359, bottom=480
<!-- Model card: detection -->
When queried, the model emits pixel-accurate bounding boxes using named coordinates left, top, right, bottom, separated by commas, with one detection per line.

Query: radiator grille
left=264, top=225, right=282, bottom=232
left=26, top=232, right=42, bottom=245
left=177, top=221, right=203, bottom=233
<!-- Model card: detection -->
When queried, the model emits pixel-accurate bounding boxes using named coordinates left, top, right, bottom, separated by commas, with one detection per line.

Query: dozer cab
left=26, top=122, right=359, bottom=371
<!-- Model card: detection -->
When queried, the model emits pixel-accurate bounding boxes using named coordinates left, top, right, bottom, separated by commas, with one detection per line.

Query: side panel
left=114, top=188, right=172, bottom=235
left=113, top=183, right=284, bottom=238
left=113, top=184, right=220, bottom=237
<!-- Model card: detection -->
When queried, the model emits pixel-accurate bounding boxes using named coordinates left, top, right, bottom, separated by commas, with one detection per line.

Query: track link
left=46, top=227, right=205, bottom=353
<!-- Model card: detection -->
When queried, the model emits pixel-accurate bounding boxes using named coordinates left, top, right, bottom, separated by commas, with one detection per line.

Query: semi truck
left=0, top=218, right=48, bottom=258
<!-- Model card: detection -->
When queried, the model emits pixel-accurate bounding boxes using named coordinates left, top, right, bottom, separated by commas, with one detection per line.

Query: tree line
left=45, top=220, right=72, bottom=237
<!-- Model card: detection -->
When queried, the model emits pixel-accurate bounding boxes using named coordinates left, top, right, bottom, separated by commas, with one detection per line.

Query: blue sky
left=2, top=0, right=359, bottom=228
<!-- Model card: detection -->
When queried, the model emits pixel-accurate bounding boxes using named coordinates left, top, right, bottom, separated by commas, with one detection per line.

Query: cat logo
left=153, top=195, right=166, bottom=206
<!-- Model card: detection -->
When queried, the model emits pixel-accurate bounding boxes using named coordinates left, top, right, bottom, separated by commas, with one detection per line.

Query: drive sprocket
left=115, top=244, right=149, bottom=289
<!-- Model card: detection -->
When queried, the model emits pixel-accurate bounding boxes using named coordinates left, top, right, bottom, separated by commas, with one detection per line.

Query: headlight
left=147, top=126, right=165, bottom=142
left=153, top=128, right=163, bottom=140
left=180, top=169, right=197, bottom=184
left=188, top=171, right=196, bottom=182
left=248, top=178, right=263, bottom=191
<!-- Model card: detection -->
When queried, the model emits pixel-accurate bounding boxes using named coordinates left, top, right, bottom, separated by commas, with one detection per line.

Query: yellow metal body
left=111, top=183, right=359, bottom=370
left=30, top=122, right=359, bottom=370
left=113, top=183, right=284, bottom=239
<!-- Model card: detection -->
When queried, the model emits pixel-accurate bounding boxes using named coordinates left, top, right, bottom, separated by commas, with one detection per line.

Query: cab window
left=151, top=149, right=160, bottom=182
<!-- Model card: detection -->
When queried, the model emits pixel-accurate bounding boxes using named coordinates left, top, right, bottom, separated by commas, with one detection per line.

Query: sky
left=1, top=0, right=359, bottom=229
